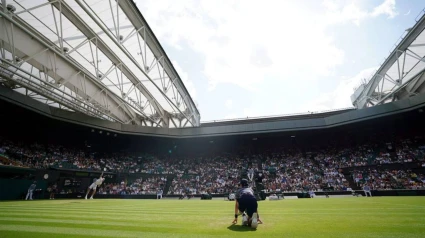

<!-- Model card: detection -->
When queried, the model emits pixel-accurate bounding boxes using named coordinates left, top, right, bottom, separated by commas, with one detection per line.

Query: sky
left=134, top=0, right=425, bottom=122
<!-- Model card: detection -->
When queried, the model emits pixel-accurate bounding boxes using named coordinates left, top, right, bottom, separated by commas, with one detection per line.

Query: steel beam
left=373, top=67, right=425, bottom=105
left=0, top=8, right=143, bottom=124
left=352, top=10, right=425, bottom=109
left=0, top=61, right=114, bottom=121
left=49, top=0, right=165, bottom=126
left=0, top=1, right=200, bottom=127
left=74, top=0, right=190, bottom=127
left=117, top=0, right=200, bottom=126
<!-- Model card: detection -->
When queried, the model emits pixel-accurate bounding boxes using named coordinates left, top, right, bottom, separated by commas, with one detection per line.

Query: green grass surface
left=1, top=197, right=425, bottom=238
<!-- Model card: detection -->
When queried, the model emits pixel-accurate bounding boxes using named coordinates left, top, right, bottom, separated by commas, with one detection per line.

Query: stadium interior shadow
left=227, top=224, right=257, bottom=232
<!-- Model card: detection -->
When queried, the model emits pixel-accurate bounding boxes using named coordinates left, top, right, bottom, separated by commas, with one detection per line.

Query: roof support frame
left=0, top=8, right=153, bottom=124
left=352, top=9, right=425, bottom=109
left=1, top=1, right=200, bottom=128
left=103, top=0, right=200, bottom=126
left=374, top=66, right=425, bottom=105
left=0, top=61, right=115, bottom=121
left=74, top=0, right=192, bottom=127
left=49, top=0, right=166, bottom=126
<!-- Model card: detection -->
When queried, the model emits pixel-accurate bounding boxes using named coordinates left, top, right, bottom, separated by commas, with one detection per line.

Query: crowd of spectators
left=1, top=134, right=425, bottom=193
left=167, top=155, right=253, bottom=195
left=97, top=176, right=167, bottom=195
left=352, top=169, right=425, bottom=190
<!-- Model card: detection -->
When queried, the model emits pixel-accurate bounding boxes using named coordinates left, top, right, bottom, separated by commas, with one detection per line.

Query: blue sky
left=135, top=0, right=425, bottom=121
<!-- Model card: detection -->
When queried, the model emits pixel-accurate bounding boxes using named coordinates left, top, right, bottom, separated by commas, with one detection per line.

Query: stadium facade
left=0, top=1, right=425, bottom=138
left=1, top=1, right=425, bottom=201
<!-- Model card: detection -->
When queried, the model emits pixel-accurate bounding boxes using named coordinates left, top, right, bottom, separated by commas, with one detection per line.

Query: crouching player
left=232, top=179, right=263, bottom=228
left=85, top=172, right=105, bottom=199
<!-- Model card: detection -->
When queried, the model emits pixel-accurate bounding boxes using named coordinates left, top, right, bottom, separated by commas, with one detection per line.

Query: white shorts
left=89, top=183, right=97, bottom=190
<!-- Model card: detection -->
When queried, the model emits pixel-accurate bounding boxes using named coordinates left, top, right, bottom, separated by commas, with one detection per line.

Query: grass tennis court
left=0, top=197, right=424, bottom=238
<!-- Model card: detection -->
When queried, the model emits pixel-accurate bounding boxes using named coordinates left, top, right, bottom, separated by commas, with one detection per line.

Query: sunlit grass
left=0, top=197, right=424, bottom=237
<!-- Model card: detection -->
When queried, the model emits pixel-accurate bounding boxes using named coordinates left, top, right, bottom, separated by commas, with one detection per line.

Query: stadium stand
left=1, top=100, right=425, bottom=199
left=1, top=128, right=424, bottom=195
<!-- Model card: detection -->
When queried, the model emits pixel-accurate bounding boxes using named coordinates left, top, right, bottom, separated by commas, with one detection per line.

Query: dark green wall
left=0, top=179, right=47, bottom=200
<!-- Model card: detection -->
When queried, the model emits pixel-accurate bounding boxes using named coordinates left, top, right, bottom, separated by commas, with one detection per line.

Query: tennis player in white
left=85, top=172, right=105, bottom=199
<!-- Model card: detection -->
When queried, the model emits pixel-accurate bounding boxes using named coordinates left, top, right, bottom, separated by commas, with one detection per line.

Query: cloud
left=171, top=60, right=197, bottom=103
left=323, top=1, right=369, bottom=26
left=224, top=99, right=233, bottom=109
left=322, top=0, right=339, bottom=12
left=300, top=67, right=378, bottom=112
left=138, top=0, right=345, bottom=91
left=371, top=0, right=398, bottom=19
left=136, top=0, right=399, bottom=120
left=323, top=0, right=399, bottom=26
left=139, top=0, right=399, bottom=93
left=404, top=10, right=411, bottom=16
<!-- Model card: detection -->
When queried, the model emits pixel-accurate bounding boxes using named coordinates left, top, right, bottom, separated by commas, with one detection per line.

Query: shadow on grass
left=227, top=224, right=256, bottom=232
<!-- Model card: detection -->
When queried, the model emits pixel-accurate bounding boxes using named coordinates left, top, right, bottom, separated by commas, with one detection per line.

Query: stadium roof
left=0, top=0, right=200, bottom=128
left=352, top=8, right=425, bottom=109
left=2, top=1, right=425, bottom=130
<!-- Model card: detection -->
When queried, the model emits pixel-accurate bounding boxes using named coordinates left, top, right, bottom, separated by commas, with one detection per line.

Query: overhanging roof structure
left=352, top=9, right=425, bottom=109
left=0, top=0, right=200, bottom=128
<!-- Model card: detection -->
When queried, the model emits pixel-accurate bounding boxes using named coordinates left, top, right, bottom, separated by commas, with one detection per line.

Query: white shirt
left=95, top=178, right=104, bottom=186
